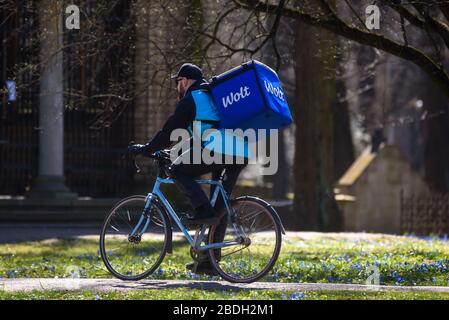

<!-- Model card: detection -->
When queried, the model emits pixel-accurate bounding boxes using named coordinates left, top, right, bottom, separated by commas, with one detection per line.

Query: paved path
left=0, top=224, right=102, bottom=243
left=1, top=279, right=449, bottom=293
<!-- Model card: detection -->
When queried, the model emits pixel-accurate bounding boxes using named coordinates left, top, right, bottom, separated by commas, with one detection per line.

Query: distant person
left=371, top=127, right=386, bottom=153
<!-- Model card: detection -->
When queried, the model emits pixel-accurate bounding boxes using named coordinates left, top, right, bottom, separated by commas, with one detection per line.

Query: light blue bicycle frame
left=129, top=177, right=246, bottom=252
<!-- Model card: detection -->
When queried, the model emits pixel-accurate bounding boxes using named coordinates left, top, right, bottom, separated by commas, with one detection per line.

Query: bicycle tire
left=207, top=196, right=282, bottom=283
left=100, top=195, right=172, bottom=281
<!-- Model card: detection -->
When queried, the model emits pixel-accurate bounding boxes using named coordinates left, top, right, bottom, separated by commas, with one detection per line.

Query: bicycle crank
left=128, top=234, right=142, bottom=244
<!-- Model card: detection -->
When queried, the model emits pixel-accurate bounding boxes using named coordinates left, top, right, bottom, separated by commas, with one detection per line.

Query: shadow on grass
left=111, top=280, right=256, bottom=292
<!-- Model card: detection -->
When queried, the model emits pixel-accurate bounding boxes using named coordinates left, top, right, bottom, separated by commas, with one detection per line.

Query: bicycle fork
left=129, top=194, right=154, bottom=240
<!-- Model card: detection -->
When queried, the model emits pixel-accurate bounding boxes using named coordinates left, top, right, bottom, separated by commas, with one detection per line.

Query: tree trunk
left=333, top=48, right=355, bottom=182
left=272, top=129, right=289, bottom=199
left=293, top=20, right=343, bottom=231
left=422, top=79, right=449, bottom=193
left=261, top=14, right=291, bottom=200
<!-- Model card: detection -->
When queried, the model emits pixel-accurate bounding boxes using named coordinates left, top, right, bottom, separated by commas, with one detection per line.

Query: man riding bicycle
left=128, top=63, right=248, bottom=275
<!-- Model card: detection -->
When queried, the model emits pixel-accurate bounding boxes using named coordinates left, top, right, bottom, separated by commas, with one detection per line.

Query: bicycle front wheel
left=208, top=196, right=282, bottom=283
left=100, top=195, right=171, bottom=281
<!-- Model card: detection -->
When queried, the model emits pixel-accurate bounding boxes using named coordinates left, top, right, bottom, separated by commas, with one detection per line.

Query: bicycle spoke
left=117, top=208, right=138, bottom=231
left=240, top=209, right=265, bottom=221
left=220, top=246, right=246, bottom=258
left=109, top=223, right=120, bottom=233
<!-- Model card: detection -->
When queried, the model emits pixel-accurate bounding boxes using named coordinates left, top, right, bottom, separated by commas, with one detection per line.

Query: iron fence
left=401, top=191, right=449, bottom=235
left=0, top=1, right=40, bottom=195
left=1, top=0, right=136, bottom=197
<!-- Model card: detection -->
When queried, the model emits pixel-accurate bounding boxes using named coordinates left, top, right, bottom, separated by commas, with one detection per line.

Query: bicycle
left=99, top=150, right=285, bottom=283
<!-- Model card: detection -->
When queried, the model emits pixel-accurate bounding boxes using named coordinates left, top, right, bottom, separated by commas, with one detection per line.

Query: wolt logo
left=222, top=86, right=251, bottom=108
left=264, top=81, right=285, bottom=101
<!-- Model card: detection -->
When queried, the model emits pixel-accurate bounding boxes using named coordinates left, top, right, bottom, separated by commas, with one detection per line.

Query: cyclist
left=129, top=63, right=248, bottom=275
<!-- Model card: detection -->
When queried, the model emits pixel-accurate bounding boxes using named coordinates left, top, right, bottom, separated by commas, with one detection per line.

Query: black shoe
left=181, top=206, right=220, bottom=226
left=186, top=261, right=219, bottom=276
left=179, top=213, right=202, bottom=229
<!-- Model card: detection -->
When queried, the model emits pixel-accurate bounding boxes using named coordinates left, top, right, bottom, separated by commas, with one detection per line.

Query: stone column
left=30, top=0, right=76, bottom=200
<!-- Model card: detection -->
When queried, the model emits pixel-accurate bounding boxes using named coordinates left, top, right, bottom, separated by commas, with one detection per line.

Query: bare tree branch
left=410, top=1, right=449, bottom=49
left=232, top=0, right=449, bottom=100
left=440, top=2, right=449, bottom=21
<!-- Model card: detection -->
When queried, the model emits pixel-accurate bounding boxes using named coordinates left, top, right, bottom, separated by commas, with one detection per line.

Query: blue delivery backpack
left=209, top=60, right=293, bottom=134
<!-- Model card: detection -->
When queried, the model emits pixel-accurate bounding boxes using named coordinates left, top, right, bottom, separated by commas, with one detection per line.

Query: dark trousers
left=169, top=162, right=246, bottom=209
left=168, top=151, right=247, bottom=259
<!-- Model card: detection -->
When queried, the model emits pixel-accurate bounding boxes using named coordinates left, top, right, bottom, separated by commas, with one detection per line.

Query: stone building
left=336, top=144, right=429, bottom=234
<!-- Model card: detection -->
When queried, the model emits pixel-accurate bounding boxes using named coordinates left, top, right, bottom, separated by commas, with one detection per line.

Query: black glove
left=128, top=144, right=148, bottom=155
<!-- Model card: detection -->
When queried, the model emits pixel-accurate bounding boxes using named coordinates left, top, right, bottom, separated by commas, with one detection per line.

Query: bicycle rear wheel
left=208, top=196, right=282, bottom=283
left=100, top=195, right=171, bottom=281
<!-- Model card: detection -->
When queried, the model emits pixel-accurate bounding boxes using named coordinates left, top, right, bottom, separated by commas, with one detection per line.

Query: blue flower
left=391, top=271, right=405, bottom=285
left=434, top=260, right=449, bottom=272
left=290, top=292, right=305, bottom=300
left=188, top=272, right=200, bottom=279
left=352, top=263, right=362, bottom=271
left=7, top=270, right=15, bottom=278
left=77, top=254, right=94, bottom=260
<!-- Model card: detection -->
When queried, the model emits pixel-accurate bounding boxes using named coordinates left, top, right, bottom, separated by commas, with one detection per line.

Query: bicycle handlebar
left=126, top=143, right=172, bottom=174
left=147, top=150, right=171, bottom=161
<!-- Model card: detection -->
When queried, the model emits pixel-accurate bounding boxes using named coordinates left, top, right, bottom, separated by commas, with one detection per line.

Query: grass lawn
left=1, top=289, right=449, bottom=300
left=0, top=233, right=448, bottom=299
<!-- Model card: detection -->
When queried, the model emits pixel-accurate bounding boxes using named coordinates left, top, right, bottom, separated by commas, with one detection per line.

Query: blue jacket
left=143, top=79, right=250, bottom=158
